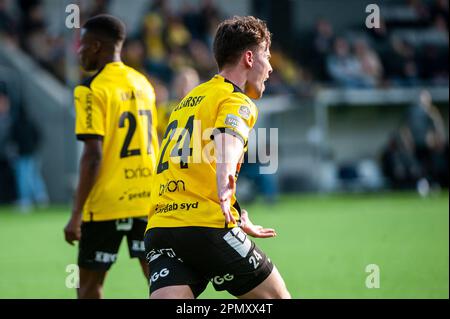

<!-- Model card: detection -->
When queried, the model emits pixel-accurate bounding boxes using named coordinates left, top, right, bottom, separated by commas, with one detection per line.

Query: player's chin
left=251, top=88, right=264, bottom=99
left=81, top=60, right=96, bottom=72
left=83, top=65, right=97, bottom=72
left=256, top=86, right=265, bottom=99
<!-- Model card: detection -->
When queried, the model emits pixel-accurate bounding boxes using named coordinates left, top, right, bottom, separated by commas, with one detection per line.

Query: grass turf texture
left=0, top=192, right=448, bottom=299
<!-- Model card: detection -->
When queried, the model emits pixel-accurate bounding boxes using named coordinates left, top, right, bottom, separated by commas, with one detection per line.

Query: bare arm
left=64, top=139, right=102, bottom=245
left=214, top=132, right=244, bottom=225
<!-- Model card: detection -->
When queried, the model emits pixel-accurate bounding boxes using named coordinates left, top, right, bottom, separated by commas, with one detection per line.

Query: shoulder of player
left=123, top=64, right=149, bottom=82
left=124, top=65, right=156, bottom=92
left=216, top=78, right=253, bottom=106
left=76, top=66, right=108, bottom=90
left=222, top=90, right=255, bottom=109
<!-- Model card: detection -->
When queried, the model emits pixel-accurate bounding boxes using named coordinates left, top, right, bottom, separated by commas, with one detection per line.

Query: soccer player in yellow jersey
left=144, top=16, right=291, bottom=299
left=63, top=15, right=159, bottom=298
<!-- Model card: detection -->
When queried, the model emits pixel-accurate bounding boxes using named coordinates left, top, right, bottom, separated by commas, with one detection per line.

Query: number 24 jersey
left=146, top=74, right=258, bottom=230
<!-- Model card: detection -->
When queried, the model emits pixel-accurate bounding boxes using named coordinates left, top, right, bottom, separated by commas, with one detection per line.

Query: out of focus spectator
left=354, top=39, right=384, bottom=87
left=141, top=11, right=173, bottom=83
left=0, top=0, right=18, bottom=44
left=182, top=0, right=221, bottom=46
left=122, top=37, right=147, bottom=74
left=187, top=39, right=216, bottom=79
left=313, top=18, right=335, bottom=56
left=381, top=89, right=448, bottom=190
left=0, top=82, right=15, bottom=203
left=430, top=0, right=449, bottom=29
left=15, top=0, right=66, bottom=82
left=418, top=43, right=449, bottom=85
left=368, top=17, right=389, bottom=47
left=10, top=106, right=49, bottom=211
left=381, top=126, right=422, bottom=189
left=384, top=37, right=420, bottom=86
left=81, top=0, right=110, bottom=19
left=326, top=37, right=371, bottom=88
left=405, top=89, right=448, bottom=187
left=408, top=0, right=431, bottom=22
left=311, top=18, right=335, bottom=81
left=156, top=67, right=200, bottom=137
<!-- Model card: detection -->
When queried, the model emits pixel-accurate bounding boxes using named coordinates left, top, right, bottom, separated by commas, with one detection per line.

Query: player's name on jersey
left=119, top=89, right=146, bottom=101
left=173, top=95, right=205, bottom=112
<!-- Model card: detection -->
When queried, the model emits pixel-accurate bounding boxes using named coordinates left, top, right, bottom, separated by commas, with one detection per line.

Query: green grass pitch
left=0, top=192, right=448, bottom=299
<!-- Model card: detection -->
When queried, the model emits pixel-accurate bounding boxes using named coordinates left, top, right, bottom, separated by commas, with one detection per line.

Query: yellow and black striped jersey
left=74, top=61, right=159, bottom=221
left=146, top=74, right=258, bottom=230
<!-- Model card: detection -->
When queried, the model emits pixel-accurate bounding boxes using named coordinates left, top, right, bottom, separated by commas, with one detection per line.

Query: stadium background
left=0, top=0, right=448, bottom=298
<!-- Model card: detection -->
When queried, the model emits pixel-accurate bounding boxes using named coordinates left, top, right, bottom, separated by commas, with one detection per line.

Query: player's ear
left=92, top=40, right=101, bottom=53
left=243, top=50, right=253, bottom=68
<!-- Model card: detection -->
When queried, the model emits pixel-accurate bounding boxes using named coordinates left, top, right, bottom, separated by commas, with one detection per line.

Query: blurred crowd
left=1, top=0, right=448, bottom=96
left=303, top=0, right=449, bottom=89
left=0, top=0, right=67, bottom=82
left=0, top=81, right=48, bottom=209
left=0, top=0, right=448, bottom=201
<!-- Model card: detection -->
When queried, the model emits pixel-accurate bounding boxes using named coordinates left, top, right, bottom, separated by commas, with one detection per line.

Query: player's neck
left=98, top=52, right=122, bottom=69
left=219, top=67, right=247, bottom=93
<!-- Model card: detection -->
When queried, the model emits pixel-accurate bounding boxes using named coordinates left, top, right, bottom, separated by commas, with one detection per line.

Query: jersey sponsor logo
left=124, top=166, right=152, bottom=179
left=159, top=180, right=186, bottom=196
left=173, top=95, right=205, bottom=112
left=155, top=201, right=199, bottom=214
left=118, top=189, right=151, bottom=201
left=238, top=105, right=251, bottom=120
left=94, top=251, right=117, bottom=264
left=131, top=240, right=145, bottom=252
left=211, top=273, right=234, bottom=285
left=224, top=114, right=249, bottom=135
left=150, top=268, right=170, bottom=283
left=85, top=92, right=93, bottom=129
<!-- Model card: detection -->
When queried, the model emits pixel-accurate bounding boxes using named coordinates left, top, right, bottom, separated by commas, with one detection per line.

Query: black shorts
left=144, top=227, right=274, bottom=297
left=78, top=217, right=147, bottom=271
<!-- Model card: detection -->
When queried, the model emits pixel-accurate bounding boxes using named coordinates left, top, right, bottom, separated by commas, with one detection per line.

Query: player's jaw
left=78, top=45, right=98, bottom=71
left=245, top=45, right=272, bottom=99
left=78, top=31, right=100, bottom=71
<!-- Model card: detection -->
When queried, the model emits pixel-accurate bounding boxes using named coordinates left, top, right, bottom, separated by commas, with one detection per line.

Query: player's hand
left=240, top=209, right=277, bottom=238
left=64, top=213, right=82, bottom=245
left=219, top=174, right=237, bottom=225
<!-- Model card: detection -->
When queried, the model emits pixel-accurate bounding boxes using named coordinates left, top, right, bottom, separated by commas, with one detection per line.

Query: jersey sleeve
left=74, top=85, right=106, bottom=140
left=213, top=95, right=257, bottom=146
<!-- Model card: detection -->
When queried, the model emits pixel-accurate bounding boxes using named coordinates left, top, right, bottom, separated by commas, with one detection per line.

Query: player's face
left=245, top=42, right=272, bottom=99
left=78, top=29, right=100, bottom=71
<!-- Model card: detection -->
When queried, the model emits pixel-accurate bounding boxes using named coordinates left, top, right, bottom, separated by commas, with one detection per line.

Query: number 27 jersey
left=74, top=62, right=159, bottom=222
